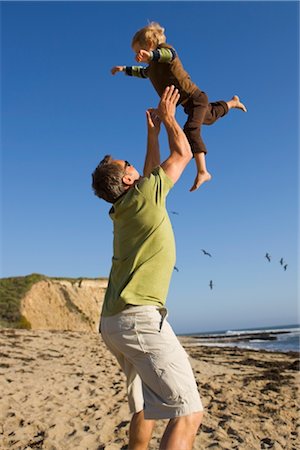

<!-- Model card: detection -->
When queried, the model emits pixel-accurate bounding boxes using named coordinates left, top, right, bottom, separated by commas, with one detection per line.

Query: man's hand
left=135, top=50, right=151, bottom=63
left=111, top=66, right=125, bottom=75
left=146, top=109, right=161, bottom=136
left=157, top=85, right=180, bottom=123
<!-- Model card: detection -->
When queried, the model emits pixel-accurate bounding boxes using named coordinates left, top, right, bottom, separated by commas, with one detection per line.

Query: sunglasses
left=124, top=160, right=131, bottom=169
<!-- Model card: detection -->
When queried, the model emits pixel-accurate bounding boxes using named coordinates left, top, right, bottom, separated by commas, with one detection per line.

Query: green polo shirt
left=101, top=166, right=175, bottom=317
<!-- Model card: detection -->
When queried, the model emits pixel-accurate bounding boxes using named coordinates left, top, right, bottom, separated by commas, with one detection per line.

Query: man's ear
left=122, top=174, right=135, bottom=186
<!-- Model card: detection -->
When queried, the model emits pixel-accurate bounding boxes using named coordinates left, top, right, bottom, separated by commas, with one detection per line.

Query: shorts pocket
left=149, top=345, right=191, bottom=403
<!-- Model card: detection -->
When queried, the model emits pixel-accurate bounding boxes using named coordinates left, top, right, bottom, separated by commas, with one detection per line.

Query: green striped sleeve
left=125, top=66, right=148, bottom=78
left=150, top=48, right=177, bottom=63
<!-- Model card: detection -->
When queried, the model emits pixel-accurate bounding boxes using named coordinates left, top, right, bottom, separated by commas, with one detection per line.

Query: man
left=92, top=86, right=203, bottom=450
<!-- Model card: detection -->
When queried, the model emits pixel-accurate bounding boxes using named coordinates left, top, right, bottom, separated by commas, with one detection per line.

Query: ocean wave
left=225, top=326, right=300, bottom=336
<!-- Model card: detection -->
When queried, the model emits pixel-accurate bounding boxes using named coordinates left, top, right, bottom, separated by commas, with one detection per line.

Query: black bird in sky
left=265, top=253, right=271, bottom=262
left=174, top=266, right=179, bottom=272
left=280, top=258, right=284, bottom=266
left=209, top=280, right=213, bottom=290
left=170, top=211, right=179, bottom=215
left=202, top=249, right=212, bottom=257
left=283, top=264, right=288, bottom=271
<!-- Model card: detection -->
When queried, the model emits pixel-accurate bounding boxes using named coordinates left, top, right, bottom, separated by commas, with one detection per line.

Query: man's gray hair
left=92, top=155, right=126, bottom=204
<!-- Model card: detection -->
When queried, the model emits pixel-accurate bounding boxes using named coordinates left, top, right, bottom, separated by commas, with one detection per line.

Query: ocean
left=186, top=324, right=300, bottom=353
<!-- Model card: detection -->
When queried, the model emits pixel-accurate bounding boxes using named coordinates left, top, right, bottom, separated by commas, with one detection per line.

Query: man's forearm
left=164, top=116, right=191, bottom=159
left=143, top=132, right=160, bottom=176
left=158, top=86, right=191, bottom=183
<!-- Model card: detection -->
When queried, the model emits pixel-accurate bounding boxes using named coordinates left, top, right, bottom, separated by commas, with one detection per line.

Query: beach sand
left=0, top=329, right=299, bottom=450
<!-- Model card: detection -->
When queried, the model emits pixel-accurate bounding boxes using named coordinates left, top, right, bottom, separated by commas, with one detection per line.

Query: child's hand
left=111, top=66, right=125, bottom=75
left=135, top=50, right=151, bottom=63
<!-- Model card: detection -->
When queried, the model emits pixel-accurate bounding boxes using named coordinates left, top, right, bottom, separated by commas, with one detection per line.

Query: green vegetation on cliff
left=0, top=273, right=46, bottom=328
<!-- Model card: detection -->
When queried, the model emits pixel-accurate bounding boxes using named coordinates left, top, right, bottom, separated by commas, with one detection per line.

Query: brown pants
left=183, top=89, right=228, bottom=154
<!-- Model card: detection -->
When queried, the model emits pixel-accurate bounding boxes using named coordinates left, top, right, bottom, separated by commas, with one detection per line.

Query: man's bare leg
left=128, top=410, right=155, bottom=450
left=159, top=411, right=203, bottom=450
left=227, top=95, right=247, bottom=112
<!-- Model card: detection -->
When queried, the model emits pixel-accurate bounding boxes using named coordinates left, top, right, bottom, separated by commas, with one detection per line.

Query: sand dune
left=0, top=329, right=299, bottom=449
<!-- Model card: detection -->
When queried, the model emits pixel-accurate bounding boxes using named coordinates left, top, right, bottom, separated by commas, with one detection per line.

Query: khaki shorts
left=100, top=306, right=203, bottom=420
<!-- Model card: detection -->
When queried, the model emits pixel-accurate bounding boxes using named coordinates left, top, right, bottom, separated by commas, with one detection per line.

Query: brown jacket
left=146, top=43, right=198, bottom=105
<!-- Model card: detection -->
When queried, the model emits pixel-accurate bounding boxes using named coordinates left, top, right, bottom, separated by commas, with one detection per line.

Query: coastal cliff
left=0, top=275, right=107, bottom=332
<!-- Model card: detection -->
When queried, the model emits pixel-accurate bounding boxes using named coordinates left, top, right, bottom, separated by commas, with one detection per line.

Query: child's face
left=133, top=41, right=154, bottom=54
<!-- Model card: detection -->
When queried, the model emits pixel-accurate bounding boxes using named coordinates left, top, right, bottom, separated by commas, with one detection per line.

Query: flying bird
left=279, top=258, right=284, bottom=266
left=209, top=280, right=213, bottom=290
left=265, top=253, right=271, bottom=262
left=202, top=249, right=212, bottom=257
left=283, top=264, right=288, bottom=271
left=170, top=211, right=179, bottom=215
left=174, top=266, right=179, bottom=272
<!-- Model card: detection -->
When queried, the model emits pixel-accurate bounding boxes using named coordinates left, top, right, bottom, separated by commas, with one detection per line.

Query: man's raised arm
left=143, top=109, right=161, bottom=177
left=158, top=86, right=192, bottom=184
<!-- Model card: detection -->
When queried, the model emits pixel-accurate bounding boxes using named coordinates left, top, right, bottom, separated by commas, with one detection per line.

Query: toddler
left=111, top=22, right=247, bottom=191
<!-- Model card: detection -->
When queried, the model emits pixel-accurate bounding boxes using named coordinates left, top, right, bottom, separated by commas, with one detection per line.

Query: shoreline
left=179, top=329, right=300, bottom=354
left=0, top=329, right=299, bottom=449
left=179, top=336, right=299, bottom=367
left=180, top=339, right=300, bottom=355
left=180, top=336, right=300, bottom=356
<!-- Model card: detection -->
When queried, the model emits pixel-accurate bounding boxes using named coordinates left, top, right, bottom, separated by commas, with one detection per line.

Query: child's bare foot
left=190, top=171, right=212, bottom=192
left=227, top=95, right=247, bottom=112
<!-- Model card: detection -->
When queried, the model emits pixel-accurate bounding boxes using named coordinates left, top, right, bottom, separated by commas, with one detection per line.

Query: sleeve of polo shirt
left=137, top=166, right=174, bottom=206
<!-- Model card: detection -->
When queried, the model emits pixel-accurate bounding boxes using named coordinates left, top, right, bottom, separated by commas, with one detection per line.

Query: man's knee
left=186, top=411, right=203, bottom=432
left=193, top=411, right=204, bottom=429
left=182, top=411, right=203, bottom=443
left=170, top=410, right=203, bottom=432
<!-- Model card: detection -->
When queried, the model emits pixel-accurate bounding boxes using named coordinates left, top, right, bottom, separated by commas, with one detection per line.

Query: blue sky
left=1, top=1, right=299, bottom=333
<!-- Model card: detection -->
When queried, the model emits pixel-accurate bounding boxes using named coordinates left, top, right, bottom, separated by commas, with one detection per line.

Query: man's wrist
left=148, top=131, right=160, bottom=138
left=162, top=116, right=177, bottom=127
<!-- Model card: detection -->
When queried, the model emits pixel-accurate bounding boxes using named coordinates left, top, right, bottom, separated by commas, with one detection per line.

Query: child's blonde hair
left=132, top=22, right=166, bottom=49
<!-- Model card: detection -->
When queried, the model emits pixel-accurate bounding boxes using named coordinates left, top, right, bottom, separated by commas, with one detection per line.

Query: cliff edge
left=0, top=275, right=107, bottom=332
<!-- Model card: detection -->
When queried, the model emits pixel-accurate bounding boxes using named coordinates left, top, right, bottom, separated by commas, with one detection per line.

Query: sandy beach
left=0, top=329, right=299, bottom=450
